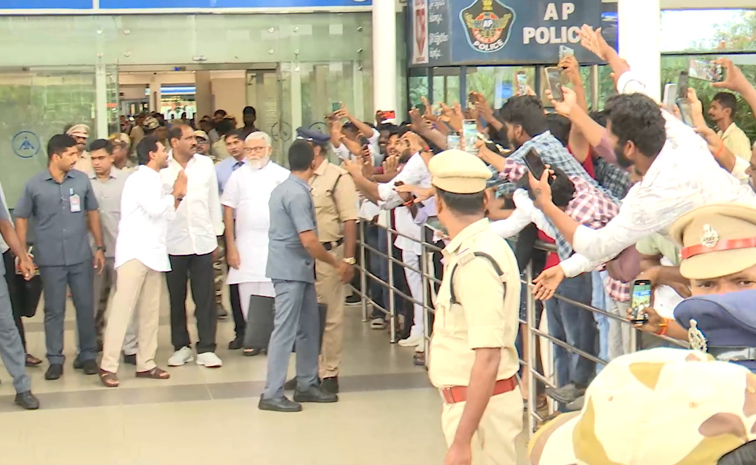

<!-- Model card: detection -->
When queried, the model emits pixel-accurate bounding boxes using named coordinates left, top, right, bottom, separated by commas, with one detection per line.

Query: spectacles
left=243, top=146, right=269, bottom=154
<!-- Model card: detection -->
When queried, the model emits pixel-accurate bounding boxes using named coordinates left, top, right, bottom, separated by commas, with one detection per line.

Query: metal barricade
left=353, top=219, right=690, bottom=441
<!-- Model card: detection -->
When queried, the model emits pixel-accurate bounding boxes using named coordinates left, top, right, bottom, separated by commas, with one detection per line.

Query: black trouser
left=230, top=283, right=245, bottom=339
left=2, top=251, right=26, bottom=350
left=166, top=253, right=217, bottom=353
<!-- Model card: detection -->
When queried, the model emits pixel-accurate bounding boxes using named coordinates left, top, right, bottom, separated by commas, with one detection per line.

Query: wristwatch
left=96, top=246, right=106, bottom=253
left=343, top=257, right=356, bottom=265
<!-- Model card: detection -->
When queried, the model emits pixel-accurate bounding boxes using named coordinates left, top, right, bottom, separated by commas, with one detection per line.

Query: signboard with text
left=410, top=0, right=602, bottom=66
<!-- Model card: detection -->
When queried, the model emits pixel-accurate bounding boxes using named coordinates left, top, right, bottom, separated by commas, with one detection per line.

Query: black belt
left=322, top=238, right=343, bottom=252
left=708, top=346, right=756, bottom=362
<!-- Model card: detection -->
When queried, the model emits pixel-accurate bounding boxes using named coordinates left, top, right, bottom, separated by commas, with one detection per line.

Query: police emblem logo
left=460, top=0, right=516, bottom=53
left=701, top=224, right=720, bottom=248
left=688, top=319, right=708, bottom=353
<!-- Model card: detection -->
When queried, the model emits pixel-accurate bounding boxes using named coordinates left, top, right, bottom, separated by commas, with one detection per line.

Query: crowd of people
left=2, top=21, right=756, bottom=465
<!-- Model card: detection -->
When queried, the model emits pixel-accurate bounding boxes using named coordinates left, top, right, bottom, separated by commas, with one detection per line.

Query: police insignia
left=700, top=224, right=720, bottom=248
left=460, top=0, right=515, bottom=53
left=688, top=319, right=708, bottom=353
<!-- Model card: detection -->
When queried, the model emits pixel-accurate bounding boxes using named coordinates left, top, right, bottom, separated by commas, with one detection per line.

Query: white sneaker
left=168, top=347, right=194, bottom=367
left=370, top=318, right=386, bottom=330
left=196, top=352, right=223, bottom=368
left=398, top=333, right=423, bottom=347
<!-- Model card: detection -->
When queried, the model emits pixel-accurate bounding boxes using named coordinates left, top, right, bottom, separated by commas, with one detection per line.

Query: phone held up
left=559, top=45, right=574, bottom=62
left=516, top=72, right=528, bottom=95
left=523, top=148, right=553, bottom=185
left=688, top=59, right=724, bottom=83
left=544, top=67, right=564, bottom=102
left=630, top=279, right=652, bottom=324
left=462, top=119, right=478, bottom=155
left=676, top=71, right=694, bottom=127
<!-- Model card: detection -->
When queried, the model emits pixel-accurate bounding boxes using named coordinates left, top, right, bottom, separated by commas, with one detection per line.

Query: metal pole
left=387, top=218, right=397, bottom=344
left=421, top=230, right=430, bottom=365
left=526, top=263, right=536, bottom=437
left=590, top=64, right=599, bottom=110
left=359, top=220, right=368, bottom=322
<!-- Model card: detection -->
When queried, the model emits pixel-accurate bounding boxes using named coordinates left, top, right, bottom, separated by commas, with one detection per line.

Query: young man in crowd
left=709, top=91, right=751, bottom=160
left=108, top=133, right=135, bottom=172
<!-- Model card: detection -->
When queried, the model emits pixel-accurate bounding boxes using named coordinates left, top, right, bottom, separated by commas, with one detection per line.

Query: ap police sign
left=411, top=0, right=601, bottom=66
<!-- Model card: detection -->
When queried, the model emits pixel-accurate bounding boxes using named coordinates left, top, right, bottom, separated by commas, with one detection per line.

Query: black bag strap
left=449, top=251, right=507, bottom=305
left=330, top=173, right=342, bottom=220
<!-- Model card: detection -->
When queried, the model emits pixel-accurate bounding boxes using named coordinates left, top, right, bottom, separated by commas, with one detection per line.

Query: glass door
left=246, top=67, right=290, bottom=167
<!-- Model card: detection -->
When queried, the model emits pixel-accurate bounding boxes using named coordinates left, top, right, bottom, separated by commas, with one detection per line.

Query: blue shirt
left=266, top=174, right=318, bottom=283
left=14, top=169, right=98, bottom=267
left=215, top=157, right=246, bottom=194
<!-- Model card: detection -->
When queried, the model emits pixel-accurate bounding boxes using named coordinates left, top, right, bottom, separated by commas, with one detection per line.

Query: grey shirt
left=89, top=168, right=128, bottom=259
left=266, top=174, right=317, bottom=283
left=15, top=169, right=99, bottom=267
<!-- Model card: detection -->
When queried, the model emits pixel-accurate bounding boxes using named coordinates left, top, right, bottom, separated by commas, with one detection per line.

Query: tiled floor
left=0, top=293, right=528, bottom=465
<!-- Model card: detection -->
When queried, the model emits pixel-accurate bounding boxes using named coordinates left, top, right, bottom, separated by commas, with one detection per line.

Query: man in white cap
left=67, top=124, right=92, bottom=174
left=428, top=149, right=523, bottom=465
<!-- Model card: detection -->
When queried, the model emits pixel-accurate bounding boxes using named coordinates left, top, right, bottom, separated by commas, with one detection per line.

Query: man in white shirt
left=223, top=132, right=290, bottom=356
left=343, top=133, right=432, bottom=348
left=328, top=104, right=381, bottom=163
left=533, top=26, right=756, bottom=266
left=709, top=92, right=752, bottom=160
left=99, top=135, right=186, bottom=388
left=161, top=124, right=225, bottom=368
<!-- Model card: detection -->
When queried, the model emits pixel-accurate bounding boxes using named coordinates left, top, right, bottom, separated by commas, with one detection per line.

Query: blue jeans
left=591, top=270, right=609, bottom=370
left=366, top=224, right=386, bottom=320
left=545, top=273, right=596, bottom=388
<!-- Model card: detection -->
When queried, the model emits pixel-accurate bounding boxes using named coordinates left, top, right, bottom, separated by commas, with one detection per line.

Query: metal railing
left=353, top=217, right=688, bottom=439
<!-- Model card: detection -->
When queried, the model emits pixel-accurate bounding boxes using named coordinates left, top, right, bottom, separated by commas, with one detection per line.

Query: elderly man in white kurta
left=222, top=131, right=290, bottom=357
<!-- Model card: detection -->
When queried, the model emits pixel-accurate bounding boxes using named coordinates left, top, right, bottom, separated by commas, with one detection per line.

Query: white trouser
left=607, top=298, right=632, bottom=361
left=401, top=249, right=424, bottom=337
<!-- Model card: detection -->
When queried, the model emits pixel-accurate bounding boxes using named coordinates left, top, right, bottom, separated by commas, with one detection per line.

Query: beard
left=614, top=145, right=634, bottom=168
left=399, top=148, right=413, bottom=164
left=248, top=156, right=270, bottom=170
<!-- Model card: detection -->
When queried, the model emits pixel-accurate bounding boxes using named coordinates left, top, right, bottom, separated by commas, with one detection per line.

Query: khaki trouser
left=212, top=236, right=226, bottom=308
left=317, top=243, right=346, bottom=379
left=441, top=388, right=522, bottom=465
left=100, top=259, right=162, bottom=374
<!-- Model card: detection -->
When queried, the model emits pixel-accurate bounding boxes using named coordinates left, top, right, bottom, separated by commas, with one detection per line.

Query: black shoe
left=14, top=391, right=39, bottom=410
left=82, top=360, right=99, bottom=375
left=321, top=376, right=339, bottom=394
left=45, top=364, right=63, bottom=381
left=293, top=385, right=338, bottom=403
left=228, top=337, right=244, bottom=351
left=72, top=358, right=84, bottom=370
left=123, top=354, right=137, bottom=365
left=258, top=395, right=302, bottom=413
left=217, top=305, right=229, bottom=320
left=25, top=353, right=43, bottom=367
left=345, top=294, right=361, bottom=304
left=283, top=377, right=298, bottom=391
left=545, top=383, right=586, bottom=405
left=243, top=347, right=262, bottom=357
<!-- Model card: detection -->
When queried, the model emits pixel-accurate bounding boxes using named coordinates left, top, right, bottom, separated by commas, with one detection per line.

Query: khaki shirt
left=212, top=140, right=230, bottom=161
left=309, top=160, right=358, bottom=243
left=74, top=151, right=92, bottom=175
left=428, top=218, right=520, bottom=388
left=718, top=123, right=752, bottom=161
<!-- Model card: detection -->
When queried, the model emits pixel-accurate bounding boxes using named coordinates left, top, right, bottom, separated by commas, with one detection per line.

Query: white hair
left=245, top=131, right=272, bottom=147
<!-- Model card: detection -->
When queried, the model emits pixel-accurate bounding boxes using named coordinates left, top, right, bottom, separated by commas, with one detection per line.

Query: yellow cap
left=669, top=203, right=756, bottom=280
left=429, top=149, right=491, bottom=194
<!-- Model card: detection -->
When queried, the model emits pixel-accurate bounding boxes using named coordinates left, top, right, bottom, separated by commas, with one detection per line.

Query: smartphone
left=447, top=134, right=461, bottom=150
left=559, top=45, right=574, bottom=61
left=523, top=148, right=547, bottom=181
left=677, top=72, right=689, bottom=100
left=463, top=119, right=478, bottom=155
left=677, top=99, right=694, bottom=127
left=382, top=110, right=396, bottom=119
left=688, top=59, right=724, bottom=83
left=516, top=72, right=528, bottom=95
left=631, top=279, right=652, bottom=324
left=359, top=136, right=370, bottom=153
left=544, top=67, right=564, bottom=102
left=416, top=103, right=427, bottom=115
left=331, top=102, right=341, bottom=113
left=662, top=83, right=678, bottom=113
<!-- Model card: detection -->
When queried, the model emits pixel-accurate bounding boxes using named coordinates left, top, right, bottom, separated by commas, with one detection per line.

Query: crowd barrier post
left=358, top=220, right=369, bottom=322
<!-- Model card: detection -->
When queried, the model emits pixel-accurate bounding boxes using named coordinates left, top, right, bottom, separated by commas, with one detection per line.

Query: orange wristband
left=656, top=318, right=670, bottom=336
left=715, top=142, right=725, bottom=159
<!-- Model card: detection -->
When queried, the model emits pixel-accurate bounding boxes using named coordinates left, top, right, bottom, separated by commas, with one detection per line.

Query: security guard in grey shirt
left=259, top=140, right=351, bottom=413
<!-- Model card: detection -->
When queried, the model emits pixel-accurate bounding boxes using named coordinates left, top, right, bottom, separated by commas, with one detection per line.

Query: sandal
left=99, top=369, right=119, bottom=388
left=136, top=367, right=171, bottom=380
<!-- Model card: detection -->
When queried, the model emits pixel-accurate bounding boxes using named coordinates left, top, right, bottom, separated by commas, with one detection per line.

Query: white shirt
left=115, top=166, right=176, bottom=271
left=572, top=72, right=756, bottom=263
left=331, top=128, right=380, bottom=162
left=161, top=154, right=224, bottom=256
left=221, top=161, right=290, bottom=285
left=376, top=153, right=431, bottom=254
left=0, top=183, right=10, bottom=254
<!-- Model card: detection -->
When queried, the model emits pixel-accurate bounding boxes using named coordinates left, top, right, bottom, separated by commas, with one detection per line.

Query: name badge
left=70, top=193, right=81, bottom=213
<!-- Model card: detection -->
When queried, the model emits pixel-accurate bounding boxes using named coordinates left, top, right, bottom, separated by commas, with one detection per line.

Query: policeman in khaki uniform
left=295, top=127, right=358, bottom=395
left=427, top=149, right=522, bottom=465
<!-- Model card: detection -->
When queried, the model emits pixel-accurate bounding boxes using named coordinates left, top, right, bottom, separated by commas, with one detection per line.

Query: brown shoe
left=99, top=369, right=119, bottom=388
left=136, top=367, right=171, bottom=380
left=25, top=353, right=42, bottom=367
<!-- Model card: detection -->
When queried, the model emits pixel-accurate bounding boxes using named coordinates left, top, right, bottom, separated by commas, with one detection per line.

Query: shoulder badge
left=701, top=224, right=719, bottom=248
left=457, top=248, right=474, bottom=266
left=688, top=319, right=708, bottom=353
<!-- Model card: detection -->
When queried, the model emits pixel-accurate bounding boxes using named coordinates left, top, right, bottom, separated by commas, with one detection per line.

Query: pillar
left=372, top=0, right=397, bottom=118
left=195, top=70, right=212, bottom=120
left=618, top=0, right=661, bottom=101
left=148, top=80, right=161, bottom=113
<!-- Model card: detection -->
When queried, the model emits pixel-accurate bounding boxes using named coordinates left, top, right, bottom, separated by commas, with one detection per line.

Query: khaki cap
left=66, top=124, right=89, bottom=138
left=194, top=130, right=209, bottom=141
left=108, top=133, right=130, bottom=147
left=669, top=204, right=756, bottom=280
left=529, top=348, right=756, bottom=465
left=429, top=149, right=491, bottom=194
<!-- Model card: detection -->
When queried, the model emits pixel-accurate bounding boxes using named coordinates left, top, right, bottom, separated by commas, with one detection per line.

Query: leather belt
left=322, top=238, right=344, bottom=252
left=441, top=376, right=517, bottom=404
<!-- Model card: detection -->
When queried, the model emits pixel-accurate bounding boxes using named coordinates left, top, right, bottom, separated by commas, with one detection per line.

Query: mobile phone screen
left=545, top=67, right=564, bottom=102
left=663, top=83, right=678, bottom=112
left=331, top=102, right=341, bottom=113
left=523, top=149, right=546, bottom=181
left=447, top=134, right=461, bottom=150
left=559, top=45, right=574, bottom=61
left=677, top=72, right=689, bottom=100
left=689, top=59, right=724, bottom=83
left=516, top=72, right=528, bottom=95
left=463, top=120, right=478, bottom=155
left=631, top=280, right=652, bottom=323
left=677, top=100, right=694, bottom=127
